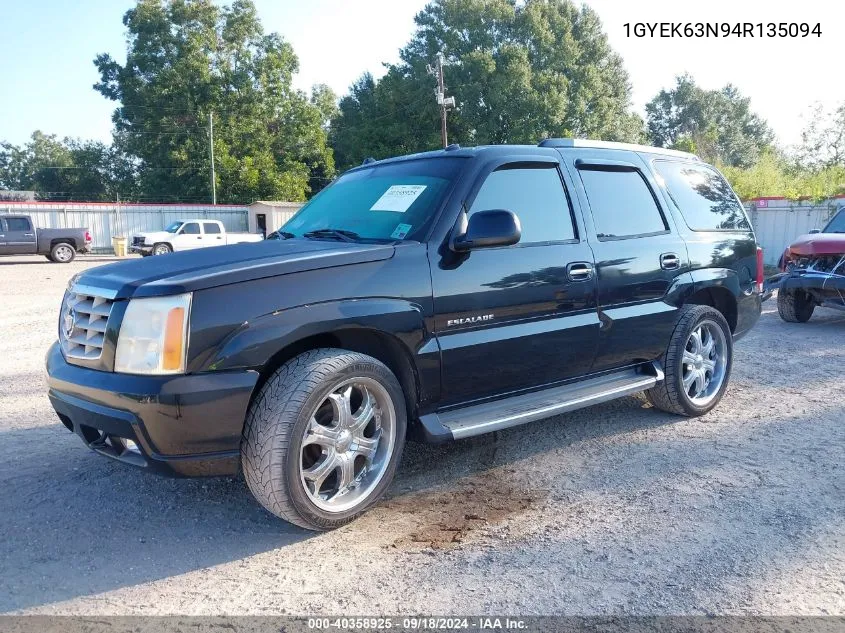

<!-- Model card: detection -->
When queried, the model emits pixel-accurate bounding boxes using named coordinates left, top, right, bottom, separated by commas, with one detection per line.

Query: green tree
left=0, top=132, right=136, bottom=201
left=94, top=0, right=334, bottom=203
left=794, top=102, right=845, bottom=170
left=646, top=74, right=773, bottom=168
left=331, top=0, right=644, bottom=171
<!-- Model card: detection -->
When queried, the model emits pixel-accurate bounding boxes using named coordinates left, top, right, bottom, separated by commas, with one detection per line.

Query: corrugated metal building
left=0, top=202, right=250, bottom=253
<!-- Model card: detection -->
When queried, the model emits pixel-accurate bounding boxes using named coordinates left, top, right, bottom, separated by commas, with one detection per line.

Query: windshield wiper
left=303, top=228, right=360, bottom=243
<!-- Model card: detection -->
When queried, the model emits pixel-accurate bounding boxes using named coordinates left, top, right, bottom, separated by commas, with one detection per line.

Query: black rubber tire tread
left=645, top=305, right=733, bottom=417
left=241, top=348, right=406, bottom=531
left=50, top=242, right=76, bottom=263
left=777, top=289, right=815, bottom=323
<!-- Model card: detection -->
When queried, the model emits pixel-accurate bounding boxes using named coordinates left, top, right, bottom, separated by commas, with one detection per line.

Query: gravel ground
left=0, top=254, right=843, bottom=616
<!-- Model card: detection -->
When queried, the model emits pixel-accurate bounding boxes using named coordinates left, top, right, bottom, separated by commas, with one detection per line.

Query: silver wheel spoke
left=302, top=451, right=339, bottom=491
left=352, top=430, right=382, bottom=463
left=683, top=350, right=698, bottom=366
left=328, top=387, right=354, bottom=429
left=701, top=358, right=716, bottom=371
left=336, top=453, right=357, bottom=491
left=701, top=331, right=715, bottom=357
left=302, top=417, right=341, bottom=449
left=689, top=328, right=703, bottom=354
left=348, top=388, right=376, bottom=435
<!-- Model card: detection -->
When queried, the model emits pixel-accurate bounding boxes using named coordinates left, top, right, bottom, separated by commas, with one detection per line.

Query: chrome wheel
left=153, top=244, right=170, bottom=256
left=299, top=377, right=396, bottom=513
left=682, top=319, right=728, bottom=407
left=53, top=244, right=73, bottom=262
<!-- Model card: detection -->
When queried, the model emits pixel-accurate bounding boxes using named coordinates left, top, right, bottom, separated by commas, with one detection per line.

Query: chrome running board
left=417, top=363, right=663, bottom=442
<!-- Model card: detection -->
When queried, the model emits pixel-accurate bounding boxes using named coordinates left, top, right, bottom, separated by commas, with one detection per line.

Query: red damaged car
left=769, top=207, right=845, bottom=322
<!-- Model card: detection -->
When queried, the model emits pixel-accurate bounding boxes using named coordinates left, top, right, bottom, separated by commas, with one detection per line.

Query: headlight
left=114, top=293, right=192, bottom=375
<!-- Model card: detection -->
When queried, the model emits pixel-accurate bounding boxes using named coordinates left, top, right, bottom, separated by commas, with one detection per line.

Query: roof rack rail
left=537, top=137, right=699, bottom=160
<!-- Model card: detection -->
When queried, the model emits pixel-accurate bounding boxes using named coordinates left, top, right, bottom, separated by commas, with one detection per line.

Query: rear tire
left=50, top=242, right=76, bottom=263
left=241, top=349, right=407, bottom=530
left=777, top=289, right=815, bottom=323
left=646, top=305, right=733, bottom=417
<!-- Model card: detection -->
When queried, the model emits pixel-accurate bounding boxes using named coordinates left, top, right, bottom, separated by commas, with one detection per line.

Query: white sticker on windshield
left=370, top=185, right=427, bottom=212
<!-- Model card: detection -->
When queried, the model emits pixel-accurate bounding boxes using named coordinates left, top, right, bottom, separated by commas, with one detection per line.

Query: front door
left=1, top=216, right=37, bottom=255
left=171, top=221, right=204, bottom=251
left=431, top=161, right=600, bottom=408
left=561, top=149, right=688, bottom=372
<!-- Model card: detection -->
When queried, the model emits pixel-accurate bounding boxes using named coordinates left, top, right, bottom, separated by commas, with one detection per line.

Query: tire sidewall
left=671, top=307, right=733, bottom=416
left=153, top=243, right=172, bottom=255
left=283, top=357, right=407, bottom=529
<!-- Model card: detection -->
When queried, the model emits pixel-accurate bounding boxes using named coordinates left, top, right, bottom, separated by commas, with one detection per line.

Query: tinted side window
left=654, top=161, right=750, bottom=231
left=577, top=169, right=667, bottom=238
left=203, top=222, right=221, bottom=234
left=6, top=217, right=32, bottom=231
left=469, top=166, right=575, bottom=243
left=182, top=222, right=201, bottom=234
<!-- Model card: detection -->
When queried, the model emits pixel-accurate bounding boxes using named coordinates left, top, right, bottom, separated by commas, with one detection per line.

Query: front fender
left=192, top=298, right=439, bottom=405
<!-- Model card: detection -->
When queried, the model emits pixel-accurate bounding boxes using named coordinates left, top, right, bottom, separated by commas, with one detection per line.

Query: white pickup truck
left=130, top=219, right=263, bottom=256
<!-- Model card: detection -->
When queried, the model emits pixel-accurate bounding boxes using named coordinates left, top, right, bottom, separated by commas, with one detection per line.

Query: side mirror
left=451, top=209, right=521, bottom=252
left=808, top=228, right=821, bottom=234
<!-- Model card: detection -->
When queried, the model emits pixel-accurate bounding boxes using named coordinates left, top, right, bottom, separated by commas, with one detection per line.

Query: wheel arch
left=251, top=327, right=421, bottom=422
left=684, top=269, right=743, bottom=332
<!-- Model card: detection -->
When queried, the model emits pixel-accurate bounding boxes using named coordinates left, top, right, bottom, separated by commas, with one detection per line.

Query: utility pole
left=209, top=112, right=217, bottom=205
left=428, top=53, right=455, bottom=148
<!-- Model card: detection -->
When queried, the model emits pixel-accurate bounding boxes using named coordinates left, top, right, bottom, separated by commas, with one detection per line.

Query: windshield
left=282, top=157, right=467, bottom=242
left=164, top=221, right=183, bottom=233
left=824, top=209, right=845, bottom=233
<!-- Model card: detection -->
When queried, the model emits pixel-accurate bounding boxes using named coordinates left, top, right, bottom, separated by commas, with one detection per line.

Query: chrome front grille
left=60, top=287, right=116, bottom=360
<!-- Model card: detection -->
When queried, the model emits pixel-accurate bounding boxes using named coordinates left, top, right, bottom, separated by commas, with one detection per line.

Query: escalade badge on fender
left=446, top=314, right=494, bottom=327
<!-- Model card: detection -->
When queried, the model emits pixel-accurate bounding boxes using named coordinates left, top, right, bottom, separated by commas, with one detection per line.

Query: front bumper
left=129, top=244, right=152, bottom=255
left=764, top=270, right=845, bottom=311
left=46, top=342, right=259, bottom=477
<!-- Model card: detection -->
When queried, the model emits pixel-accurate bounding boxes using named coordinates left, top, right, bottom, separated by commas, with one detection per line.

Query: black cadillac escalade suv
left=46, top=139, right=763, bottom=530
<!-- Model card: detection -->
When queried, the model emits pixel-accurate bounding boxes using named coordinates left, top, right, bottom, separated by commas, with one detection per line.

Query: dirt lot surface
left=0, top=254, right=843, bottom=615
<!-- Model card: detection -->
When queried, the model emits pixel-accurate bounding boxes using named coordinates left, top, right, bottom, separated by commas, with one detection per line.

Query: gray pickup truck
left=0, top=214, right=91, bottom=262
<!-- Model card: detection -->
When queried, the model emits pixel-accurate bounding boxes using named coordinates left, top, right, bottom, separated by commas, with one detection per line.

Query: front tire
left=646, top=305, right=733, bottom=417
left=777, top=289, right=815, bottom=323
left=241, top=349, right=407, bottom=530
left=50, top=242, right=75, bottom=263
left=152, top=243, right=172, bottom=256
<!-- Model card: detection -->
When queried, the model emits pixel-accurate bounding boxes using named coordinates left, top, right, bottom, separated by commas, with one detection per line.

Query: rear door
left=1, top=216, right=37, bottom=255
left=430, top=158, right=600, bottom=408
left=171, top=221, right=204, bottom=251
left=203, top=221, right=225, bottom=246
left=561, top=149, right=688, bottom=372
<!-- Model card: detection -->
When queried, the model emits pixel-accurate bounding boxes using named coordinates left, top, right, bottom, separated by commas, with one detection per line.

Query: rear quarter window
left=654, top=161, right=751, bottom=231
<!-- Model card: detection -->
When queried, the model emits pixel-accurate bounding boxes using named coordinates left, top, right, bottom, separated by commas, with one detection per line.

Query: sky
left=0, top=0, right=839, bottom=149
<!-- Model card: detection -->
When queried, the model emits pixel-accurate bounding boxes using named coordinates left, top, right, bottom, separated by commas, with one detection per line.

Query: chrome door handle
left=24, top=233, right=34, bottom=237
left=566, top=261, right=594, bottom=281
left=660, top=253, right=680, bottom=270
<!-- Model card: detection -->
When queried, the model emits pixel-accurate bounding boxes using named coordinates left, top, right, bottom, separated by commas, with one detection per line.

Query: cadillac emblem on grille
left=63, top=307, right=76, bottom=339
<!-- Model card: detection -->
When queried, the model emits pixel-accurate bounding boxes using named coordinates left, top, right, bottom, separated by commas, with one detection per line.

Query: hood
left=788, top=233, right=845, bottom=257
left=136, top=230, right=170, bottom=242
left=76, top=239, right=395, bottom=299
